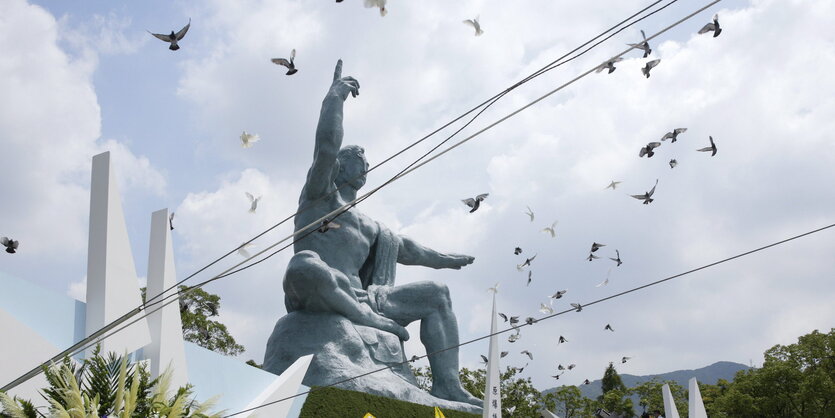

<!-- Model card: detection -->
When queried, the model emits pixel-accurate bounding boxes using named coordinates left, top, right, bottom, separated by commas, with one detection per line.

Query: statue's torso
left=294, top=193, right=379, bottom=289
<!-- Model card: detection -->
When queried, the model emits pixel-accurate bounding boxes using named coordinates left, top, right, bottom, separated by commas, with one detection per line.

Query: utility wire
left=1, top=0, right=697, bottom=392
left=221, top=221, right=835, bottom=417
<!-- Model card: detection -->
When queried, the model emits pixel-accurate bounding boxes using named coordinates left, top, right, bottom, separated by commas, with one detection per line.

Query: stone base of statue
left=263, top=311, right=482, bottom=414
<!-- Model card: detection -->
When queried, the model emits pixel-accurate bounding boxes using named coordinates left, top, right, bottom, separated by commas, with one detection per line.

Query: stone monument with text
left=262, top=60, right=482, bottom=414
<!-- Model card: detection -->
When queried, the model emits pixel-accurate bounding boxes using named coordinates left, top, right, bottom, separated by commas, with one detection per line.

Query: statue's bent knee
left=284, top=250, right=325, bottom=312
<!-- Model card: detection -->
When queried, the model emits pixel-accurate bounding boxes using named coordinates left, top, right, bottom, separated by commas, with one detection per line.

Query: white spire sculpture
left=85, top=151, right=151, bottom=355
left=483, top=289, right=501, bottom=418
left=688, top=377, right=708, bottom=418
left=145, top=208, right=188, bottom=388
left=662, top=383, right=681, bottom=418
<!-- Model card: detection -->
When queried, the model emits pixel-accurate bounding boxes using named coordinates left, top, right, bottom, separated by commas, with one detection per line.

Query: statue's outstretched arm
left=397, top=234, right=474, bottom=270
left=301, top=59, right=361, bottom=200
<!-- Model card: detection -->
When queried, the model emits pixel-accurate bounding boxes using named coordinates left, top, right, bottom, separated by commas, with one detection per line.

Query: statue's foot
left=431, top=383, right=482, bottom=406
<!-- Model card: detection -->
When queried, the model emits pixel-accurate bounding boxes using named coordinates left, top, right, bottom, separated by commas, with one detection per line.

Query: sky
left=1, top=0, right=834, bottom=396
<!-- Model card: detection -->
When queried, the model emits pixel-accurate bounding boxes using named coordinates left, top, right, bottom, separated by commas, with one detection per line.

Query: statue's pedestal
left=263, top=311, right=481, bottom=414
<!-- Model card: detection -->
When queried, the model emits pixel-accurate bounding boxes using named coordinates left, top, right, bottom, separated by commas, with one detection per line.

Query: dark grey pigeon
left=558, top=335, right=567, bottom=344
left=1, top=237, right=19, bottom=254
left=552, top=372, right=564, bottom=380
left=641, top=59, right=661, bottom=78
left=590, top=242, right=606, bottom=253
left=521, top=350, right=533, bottom=360
left=517, top=254, right=537, bottom=271
left=583, top=379, right=591, bottom=385
left=551, top=290, right=567, bottom=299
left=567, top=364, right=576, bottom=370
left=462, top=193, right=489, bottom=213
left=697, top=136, right=718, bottom=156
left=410, top=355, right=419, bottom=362
left=627, top=29, right=652, bottom=58
left=639, top=142, right=662, bottom=158
left=272, top=49, right=298, bottom=75
left=148, top=19, right=191, bottom=51
left=661, top=128, right=687, bottom=142
left=698, top=13, right=722, bottom=37
left=498, top=312, right=508, bottom=322
left=525, top=317, right=537, bottom=325
left=595, top=57, right=624, bottom=74
left=480, top=355, right=489, bottom=365
left=609, top=249, right=622, bottom=266
left=318, top=219, right=341, bottom=233
left=605, top=324, right=614, bottom=332
left=169, top=212, right=175, bottom=230
left=571, top=303, right=583, bottom=312
left=509, top=316, right=520, bottom=326
left=527, top=271, right=532, bottom=286
left=514, top=247, right=522, bottom=255
left=622, top=356, right=632, bottom=364
left=631, top=179, right=659, bottom=204
left=501, top=351, right=509, bottom=358
left=669, top=159, right=678, bottom=169
left=587, top=253, right=600, bottom=261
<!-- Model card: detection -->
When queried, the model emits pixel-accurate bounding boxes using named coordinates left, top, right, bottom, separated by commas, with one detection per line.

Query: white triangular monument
left=145, top=208, right=188, bottom=388
left=661, top=383, right=681, bottom=418
left=688, top=377, right=708, bottom=418
left=483, top=290, right=501, bottom=418
left=85, top=151, right=151, bottom=355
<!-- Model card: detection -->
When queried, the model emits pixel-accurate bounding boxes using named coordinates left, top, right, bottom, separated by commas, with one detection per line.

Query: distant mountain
left=544, top=361, right=750, bottom=412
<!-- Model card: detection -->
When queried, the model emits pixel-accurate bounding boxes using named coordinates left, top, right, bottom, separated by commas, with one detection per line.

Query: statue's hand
left=329, top=59, right=360, bottom=101
left=440, top=253, right=475, bottom=270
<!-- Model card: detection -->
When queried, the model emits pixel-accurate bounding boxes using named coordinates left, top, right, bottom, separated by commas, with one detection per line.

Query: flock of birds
left=455, top=12, right=726, bottom=388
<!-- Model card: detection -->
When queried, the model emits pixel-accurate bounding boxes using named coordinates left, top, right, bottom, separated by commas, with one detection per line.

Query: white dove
left=463, top=16, right=483, bottom=36
left=237, top=242, right=255, bottom=258
left=524, top=206, right=535, bottom=222
left=245, top=192, right=262, bottom=213
left=364, top=0, right=387, bottom=16
left=539, top=303, right=554, bottom=315
left=541, top=221, right=558, bottom=238
left=240, top=131, right=261, bottom=148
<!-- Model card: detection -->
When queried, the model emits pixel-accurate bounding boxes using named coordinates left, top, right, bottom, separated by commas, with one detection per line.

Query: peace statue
left=262, top=60, right=482, bottom=413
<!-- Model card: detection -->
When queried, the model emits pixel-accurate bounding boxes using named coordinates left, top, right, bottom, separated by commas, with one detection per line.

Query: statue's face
left=337, top=146, right=368, bottom=190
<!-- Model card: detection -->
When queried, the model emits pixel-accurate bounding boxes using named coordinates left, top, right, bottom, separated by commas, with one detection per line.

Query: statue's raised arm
left=301, top=59, right=361, bottom=202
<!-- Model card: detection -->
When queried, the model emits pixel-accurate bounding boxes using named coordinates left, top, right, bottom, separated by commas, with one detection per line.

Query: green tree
left=600, top=363, right=626, bottom=398
left=629, top=379, right=686, bottom=415
left=142, top=286, right=245, bottom=356
left=553, top=385, right=586, bottom=418
left=0, top=346, right=219, bottom=418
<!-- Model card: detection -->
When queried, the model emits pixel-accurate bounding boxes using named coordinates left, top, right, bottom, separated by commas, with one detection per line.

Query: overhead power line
left=2, top=0, right=702, bottom=392
left=219, top=221, right=835, bottom=417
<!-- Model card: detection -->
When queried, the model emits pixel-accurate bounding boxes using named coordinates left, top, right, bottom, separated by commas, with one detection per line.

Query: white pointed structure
left=689, top=377, right=708, bottom=418
left=145, top=208, right=188, bottom=388
left=661, top=383, right=681, bottom=418
left=483, top=291, right=501, bottom=418
left=241, top=355, right=313, bottom=417
left=85, top=151, right=151, bottom=355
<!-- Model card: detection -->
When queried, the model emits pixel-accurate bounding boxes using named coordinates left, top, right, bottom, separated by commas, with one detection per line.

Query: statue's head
left=335, top=145, right=368, bottom=190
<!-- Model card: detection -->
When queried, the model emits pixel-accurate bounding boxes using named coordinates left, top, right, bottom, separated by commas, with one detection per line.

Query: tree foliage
left=142, top=286, right=245, bottom=356
left=629, top=378, right=686, bottom=415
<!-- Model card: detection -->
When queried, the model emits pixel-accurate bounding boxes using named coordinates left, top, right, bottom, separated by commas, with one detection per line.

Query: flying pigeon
left=488, top=283, right=500, bottom=294
left=587, top=253, right=600, bottom=261
left=596, top=269, right=611, bottom=287
left=501, top=351, right=509, bottom=358
left=697, top=136, right=718, bottom=156
left=364, top=0, right=388, bottom=16
left=628, top=29, right=652, bottom=58
left=508, top=332, right=521, bottom=343
left=462, top=16, right=483, bottom=36
left=605, top=324, right=614, bottom=332
left=518, top=362, right=529, bottom=373
left=641, top=59, right=661, bottom=78
left=567, top=364, right=576, bottom=370
left=514, top=247, right=522, bottom=255
left=524, top=206, right=535, bottom=222
left=509, top=316, right=520, bottom=326
left=669, top=159, right=678, bottom=169
left=521, top=350, right=533, bottom=360
left=245, top=192, right=262, bottom=213
left=550, top=290, right=567, bottom=299
left=498, top=312, right=508, bottom=322
left=2, top=237, right=19, bottom=254
left=462, top=193, right=489, bottom=213
left=516, top=254, right=537, bottom=271
left=583, top=379, right=591, bottom=385
left=237, top=242, right=255, bottom=258
left=557, top=364, right=565, bottom=370
left=609, top=250, right=622, bottom=266
left=605, top=180, right=622, bottom=190
left=631, top=179, right=659, bottom=204
left=271, top=49, right=298, bottom=75
left=595, top=57, right=624, bottom=74
left=410, top=355, right=420, bottom=362
left=590, top=242, right=606, bottom=253
left=558, top=336, right=567, bottom=344
left=551, top=372, right=564, bottom=380
left=698, top=13, right=722, bottom=37
left=480, top=355, right=489, bottom=365
left=661, top=128, right=687, bottom=142
left=622, top=356, right=632, bottom=364
left=148, top=18, right=191, bottom=51
left=525, top=317, right=537, bottom=325
left=539, top=303, right=554, bottom=315
left=639, top=142, right=662, bottom=158
left=318, top=219, right=341, bottom=233
left=527, top=271, right=533, bottom=286
left=571, top=303, right=583, bottom=312
left=240, top=131, right=261, bottom=148
left=168, top=212, right=175, bottom=230
left=542, top=221, right=558, bottom=238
